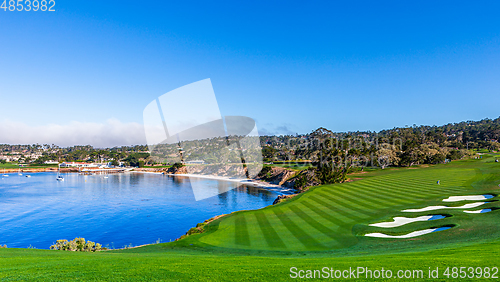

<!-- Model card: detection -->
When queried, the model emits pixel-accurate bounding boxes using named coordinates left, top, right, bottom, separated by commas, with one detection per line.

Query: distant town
left=0, top=144, right=151, bottom=168
left=1, top=117, right=499, bottom=173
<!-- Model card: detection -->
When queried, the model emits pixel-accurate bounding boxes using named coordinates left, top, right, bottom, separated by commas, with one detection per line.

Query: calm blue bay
left=0, top=172, right=282, bottom=249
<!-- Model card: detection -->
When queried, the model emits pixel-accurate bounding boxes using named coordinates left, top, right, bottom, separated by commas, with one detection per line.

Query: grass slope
left=1, top=155, right=499, bottom=281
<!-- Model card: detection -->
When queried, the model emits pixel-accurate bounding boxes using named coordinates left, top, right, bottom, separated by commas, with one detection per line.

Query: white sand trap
left=369, top=216, right=436, bottom=228
left=365, top=227, right=451, bottom=238
left=403, top=202, right=486, bottom=212
left=464, top=208, right=492, bottom=214
left=443, top=195, right=493, bottom=202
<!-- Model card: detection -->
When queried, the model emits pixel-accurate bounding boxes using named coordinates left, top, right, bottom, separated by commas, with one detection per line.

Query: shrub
left=187, top=227, right=201, bottom=235
left=447, top=150, right=463, bottom=160
left=296, top=174, right=309, bottom=187
left=426, top=153, right=446, bottom=164
left=50, top=238, right=105, bottom=252
left=257, top=166, right=273, bottom=180
left=172, top=162, right=185, bottom=169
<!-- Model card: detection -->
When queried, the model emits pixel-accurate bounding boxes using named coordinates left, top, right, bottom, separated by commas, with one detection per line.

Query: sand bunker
left=464, top=208, right=492, bottom=214
left=403, top=202, right=486, bottom=212
left=443, top=195, right=494, bottom=202
left=365, top=226, right=451, bottom=238
left=369, top=215, right=445, bottom=228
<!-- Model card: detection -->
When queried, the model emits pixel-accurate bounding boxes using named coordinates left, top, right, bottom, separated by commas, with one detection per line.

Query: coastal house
left=60, top=162, right=99, bottom=168
left=0, top=155, right=20, bottom=162
left=24, top=153, right=43, bottom=160
left=185, top=160, right=205, bottom=164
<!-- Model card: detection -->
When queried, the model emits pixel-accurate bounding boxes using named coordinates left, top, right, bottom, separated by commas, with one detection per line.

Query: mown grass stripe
left=349, top=180, right=466, bottom=203
left=234, top=216, right=250, bottom=246
left=318, top=185, right=402, bottom=206
left=365, top=177, right=465, bottom=194
left=389, top=175, right=469, bottom=183
left=343, top=182, right=427, bottom=202
left=347, top=183, right=424, bottom=200
left=254, top=212, right=287, bottom=249
left=288, top=205, right=340, bottom=243
left=319, top=185, right=410, bottom=207
left=358, top=180, right=466, bottom=198
left=308, top=195, right=365, bottom=222
left=272, top=208, right=324, bottom=250
left=322, top=180, right=426, bottom=199
left=314, top=191, right=376, bottom=217
left=349, top=179, right=445, bottom=197
left=316, top=190, right=382, bottom=212
left=348, top=186, right=424, bottom=205
left=371, top=178, right=463, bottom=190
left=375, top=170, right=474, bottom=182
left=367, top=178, right=444, bottom=190
left=300, top=200, right=349, bottom=228
left=316, top=191, right=395, bottom=212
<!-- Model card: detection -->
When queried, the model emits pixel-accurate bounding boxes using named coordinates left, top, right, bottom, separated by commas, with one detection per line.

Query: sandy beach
left=163, top=173, right=289, bottom=190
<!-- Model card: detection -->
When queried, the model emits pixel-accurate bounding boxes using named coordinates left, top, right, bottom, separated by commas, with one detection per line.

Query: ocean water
left=0, top=172, right=282, bottom=249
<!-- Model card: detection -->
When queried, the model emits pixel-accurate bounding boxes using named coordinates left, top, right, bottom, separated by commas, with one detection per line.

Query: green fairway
left=268, top=163, right=313, bottom=170
left=1, top=155, right=499, bottom=281
left=0, top=163, right=21, bottom=169
left=0, top=163, right=58, bottom=169
left=178, top=155, right=500, bottom=254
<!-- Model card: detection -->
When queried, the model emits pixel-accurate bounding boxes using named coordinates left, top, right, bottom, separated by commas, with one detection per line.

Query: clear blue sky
left=1, top=1, right=500, bottom=145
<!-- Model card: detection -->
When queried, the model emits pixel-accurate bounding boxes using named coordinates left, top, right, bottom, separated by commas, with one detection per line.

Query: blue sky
left=1, top=1, right=500, bottom=146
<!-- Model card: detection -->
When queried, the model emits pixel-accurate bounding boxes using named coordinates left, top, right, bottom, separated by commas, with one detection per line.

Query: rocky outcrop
left=165, top=164, right=251, bottom=178
left=165, top=165, right=188, bottom=174
left=59, top=168, right=80, bottom=173
left=133, top=167, right=165, bottom=173
left=255, top=166, right=296, bottom=185
left=282, top=169, right=320, bottom=191
left=272, top=194, right=296, bottom=205
left=165, top=164, right=319, bottom=192
left=190, top=164, right=246, bottom=177
left=175, top=214, right=228, bottom=241
left=2, top=167, right=60, bottom=173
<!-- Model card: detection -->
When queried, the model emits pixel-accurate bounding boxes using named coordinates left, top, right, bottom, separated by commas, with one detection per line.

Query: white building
left=60, top=162, right=99, bottom=168
left=0, top=155, right=21, bottom=162
left=185, top=160, right=205, bottom=165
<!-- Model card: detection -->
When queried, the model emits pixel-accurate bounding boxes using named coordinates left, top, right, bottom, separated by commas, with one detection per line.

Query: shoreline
left=164, top=173, right=295, bottom=194
left=130, top=171, right=164, bottom=175
left=1, top=167, right=130, bottom=174
left=0, top=167, right=77, bottom=173
left=1, top=168, right=295, bottom=194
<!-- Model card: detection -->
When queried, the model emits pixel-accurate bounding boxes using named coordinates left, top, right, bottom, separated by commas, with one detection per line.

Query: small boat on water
left=25, top=175, right=31, bottom=178
left=2, top=169, right=8, bottom=177
left=56, top=164, right=64, bottom=181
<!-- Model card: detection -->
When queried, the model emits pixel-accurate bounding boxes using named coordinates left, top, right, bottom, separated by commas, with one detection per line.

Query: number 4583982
left=1, top=0, right=56, bottom=11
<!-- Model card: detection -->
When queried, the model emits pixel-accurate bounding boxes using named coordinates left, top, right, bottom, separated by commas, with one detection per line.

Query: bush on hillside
left=257, top=166, right=273, bottom=180
left=447, top=150, right=464, bottom=160
left=50, top=237, right=106, bottom=252
left=172, top=162, right=185, bottom=169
